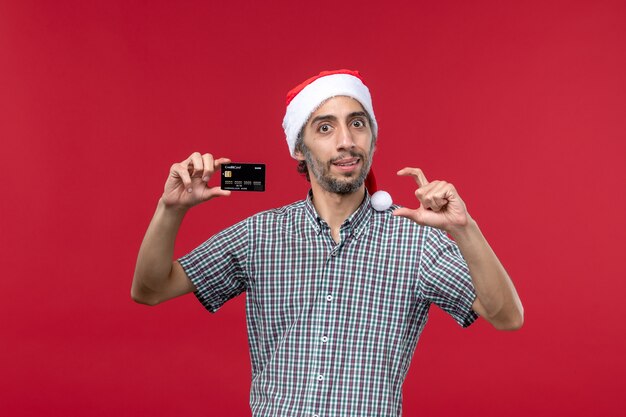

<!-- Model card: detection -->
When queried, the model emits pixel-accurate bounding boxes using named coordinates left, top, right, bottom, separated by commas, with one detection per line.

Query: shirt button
left=313, top=415, right=319, bottom=417
left=317, top=374, right=324, bottom=381
left=326, top=295, right=333, bottom=302
left=321, top=336, right=328, bottom=343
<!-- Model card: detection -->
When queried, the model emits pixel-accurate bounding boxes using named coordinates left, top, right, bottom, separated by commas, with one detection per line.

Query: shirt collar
left=303, top=189, right=373, bottom=239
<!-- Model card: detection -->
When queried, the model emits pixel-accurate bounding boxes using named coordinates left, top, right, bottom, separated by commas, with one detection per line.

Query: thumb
left=203, top=186, right=232, bottom=201
left=392, top=207, right=425, bottom=225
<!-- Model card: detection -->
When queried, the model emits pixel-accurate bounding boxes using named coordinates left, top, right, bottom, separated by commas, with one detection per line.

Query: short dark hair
left=295, top=130, right=311, bottom=181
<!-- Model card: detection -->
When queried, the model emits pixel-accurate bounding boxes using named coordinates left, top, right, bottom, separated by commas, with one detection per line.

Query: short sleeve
left=177, top=219, right=249, bottom=313
left=417, top=227, right=479, bottom=327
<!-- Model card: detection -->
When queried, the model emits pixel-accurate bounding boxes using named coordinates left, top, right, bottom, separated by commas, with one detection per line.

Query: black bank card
left=221, top=163, right=265, bottom=192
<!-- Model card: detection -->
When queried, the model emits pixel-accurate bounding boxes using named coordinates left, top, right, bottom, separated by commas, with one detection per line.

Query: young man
left=132, top=69, right=523, bottom=416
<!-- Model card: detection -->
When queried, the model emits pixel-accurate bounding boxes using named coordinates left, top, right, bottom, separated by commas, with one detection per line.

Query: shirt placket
left=308, top=221, right=351, bottom=417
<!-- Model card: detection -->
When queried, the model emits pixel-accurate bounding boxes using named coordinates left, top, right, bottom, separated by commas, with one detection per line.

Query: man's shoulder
left=251, top=199, right=307, bottom=219
left=243, top=198, right=310, bottom=232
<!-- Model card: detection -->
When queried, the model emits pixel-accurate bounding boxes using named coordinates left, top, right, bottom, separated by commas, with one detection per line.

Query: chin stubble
left=302, top=145, right=373, bottom=195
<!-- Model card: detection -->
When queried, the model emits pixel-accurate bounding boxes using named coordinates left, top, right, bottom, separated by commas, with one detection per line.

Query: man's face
left=297, top=96, right=375, bottom=195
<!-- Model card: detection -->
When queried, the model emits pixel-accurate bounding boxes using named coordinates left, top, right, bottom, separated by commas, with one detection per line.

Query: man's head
left=295, top=96, right=376, bottom=194
left=282, top=70, right=378, bottom=194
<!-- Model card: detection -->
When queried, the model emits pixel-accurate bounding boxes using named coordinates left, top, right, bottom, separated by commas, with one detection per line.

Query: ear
left=293, top=144, right=306, bottom=161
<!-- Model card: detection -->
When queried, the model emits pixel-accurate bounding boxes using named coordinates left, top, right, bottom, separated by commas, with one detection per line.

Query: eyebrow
left=309, top=111, right=368, bottom=126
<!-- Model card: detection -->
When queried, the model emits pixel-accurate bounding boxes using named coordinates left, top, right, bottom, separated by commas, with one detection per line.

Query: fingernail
left=202, top=176, right=209, bottom=182
left=187, top=188, right=192, bottom=193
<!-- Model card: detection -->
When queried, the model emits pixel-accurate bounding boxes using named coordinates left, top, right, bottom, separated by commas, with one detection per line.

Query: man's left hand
left=393, top=167, right=471, bottom=233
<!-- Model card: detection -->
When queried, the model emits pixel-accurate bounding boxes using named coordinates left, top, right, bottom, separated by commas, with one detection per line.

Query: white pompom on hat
left=282, top=69, right=379, bottom=192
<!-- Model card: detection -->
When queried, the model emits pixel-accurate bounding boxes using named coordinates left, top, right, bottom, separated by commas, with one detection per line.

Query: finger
left=204, top=186, right=232, bottom=200
left=414, top=180, right=435, bottom=200
left=203, top=156, right=232, bottom=182
left=397, top=167, right=429, bottom=187
left=392, top=207, right=426, bottom=225
left=414, top=181, right=439, bottom=209
left=420, top=181, right=449, bottom=212
left=190, top=152, right=203, bottom=178
left=172, top=163, right=193, bottom=192
left=430, top=182, right=451, bottom=211
left=392, top=207, right=417, bottom=221
left=214, top=157, right=232, bottom=168
left=201, top=153, right=214, bottom=181
left=206, top=158, right=231, bottom=182
left=212, top=157, right=232, bottom=180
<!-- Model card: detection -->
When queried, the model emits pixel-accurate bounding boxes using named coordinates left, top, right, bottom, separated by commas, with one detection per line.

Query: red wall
left=1, top=1, right=625, bottom=416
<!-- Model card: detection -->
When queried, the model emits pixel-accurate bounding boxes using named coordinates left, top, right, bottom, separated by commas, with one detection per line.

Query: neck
left=309, top=181, right=365, bottom=240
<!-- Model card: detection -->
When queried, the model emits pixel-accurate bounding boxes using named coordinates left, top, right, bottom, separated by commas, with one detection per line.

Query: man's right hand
left=161, top=152, right=232, bottom=210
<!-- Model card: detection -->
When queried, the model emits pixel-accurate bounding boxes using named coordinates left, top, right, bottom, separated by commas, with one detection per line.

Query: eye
left=352, top=119, right=366, bottom=128
left=318, top=124, right=332, bottom=133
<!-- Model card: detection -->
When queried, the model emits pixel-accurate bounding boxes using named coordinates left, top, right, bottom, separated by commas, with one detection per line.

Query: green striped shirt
left=179, top=190, right=478, bottom=417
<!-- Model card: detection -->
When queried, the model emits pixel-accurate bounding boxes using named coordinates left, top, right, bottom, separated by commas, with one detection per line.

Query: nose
left=335, top=125, right=355, bottom=150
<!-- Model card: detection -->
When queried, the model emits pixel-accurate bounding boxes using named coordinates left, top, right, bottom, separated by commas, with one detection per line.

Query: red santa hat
left=282, top=69, right=379, bottom=192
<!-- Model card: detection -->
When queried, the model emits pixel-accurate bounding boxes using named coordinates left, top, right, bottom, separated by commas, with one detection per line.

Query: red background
left=1, top=0, right=625, bottom=416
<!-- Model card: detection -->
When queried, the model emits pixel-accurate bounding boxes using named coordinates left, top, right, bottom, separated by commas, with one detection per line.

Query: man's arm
left=131, top=152, right=231, bottom=306
left=131, top=201, right=196, bottom=305
left=393, top=167, right=524, bottom=331
left=448, top=220, right=523, bottom=330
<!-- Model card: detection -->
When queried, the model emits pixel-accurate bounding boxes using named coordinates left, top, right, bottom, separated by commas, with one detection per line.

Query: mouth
left=331, top=157, right=361, bottom=172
